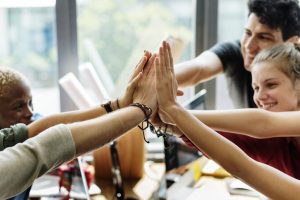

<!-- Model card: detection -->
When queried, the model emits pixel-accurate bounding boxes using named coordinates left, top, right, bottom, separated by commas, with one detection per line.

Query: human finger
left=162, top=41, right=171, bottom=72
left=130, top=52, right=149, bottom=81
left=159, top=46, right=167, bottom=77
left=166, top=42, right=174, bottom=73
left=143, top=53, right=156, bottom=76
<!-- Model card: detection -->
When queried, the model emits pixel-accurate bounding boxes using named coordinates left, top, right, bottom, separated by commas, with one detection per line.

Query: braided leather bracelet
left=130, top=103, right=152, bottom=143
left=130, top=102, right=152, bottom=120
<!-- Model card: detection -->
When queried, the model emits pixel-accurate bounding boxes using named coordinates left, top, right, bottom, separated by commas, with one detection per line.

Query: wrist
left=130, top=103, right=152, bottom=120
left=111, top=99, right=121, bottom=111
left=162, top=102, right=180, bottom=116
left=101, top=101, right=113, bottom=113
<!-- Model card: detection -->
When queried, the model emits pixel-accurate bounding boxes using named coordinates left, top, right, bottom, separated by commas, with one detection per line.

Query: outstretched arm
left=168, top=106, right=300, bottom=200
left=191, top=108, right=300, bottom=138
left=155, top=41, right=300, bottom=200
left=27, top=51, right=153, bottom=138
left=0, top=106, right=151, bottom=199
left=0, top=52, right=158, bottom=199
left=175, top=51, right=223, bottom=88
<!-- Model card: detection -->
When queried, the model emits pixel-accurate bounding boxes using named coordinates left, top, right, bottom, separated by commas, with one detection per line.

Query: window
left=216, top=0, right=247, bottom=109
left=0, top=1, right=59, bottom=115
left=76, top=0, right=193, bottom=103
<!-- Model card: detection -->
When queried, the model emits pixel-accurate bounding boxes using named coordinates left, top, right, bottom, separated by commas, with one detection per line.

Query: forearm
left=240, top=159, right=300, bottom=200
left=28, top=106, right=106, bottom=138
left=169, top=105, right=249, bottom=170
left=68, top=106, right=145, bottom=156
left=175, top=51, right=223, bottom=88
left=175, top=61, right=204, bottom=87
left=191, top=109, right=286, bottom=138
left=168, top=105, right=299, bottom=199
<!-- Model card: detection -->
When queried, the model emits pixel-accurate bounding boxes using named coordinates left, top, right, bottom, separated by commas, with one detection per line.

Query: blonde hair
left=251, top=43, right=300, bottom=83
left=0, top=67, right=29, bottom=97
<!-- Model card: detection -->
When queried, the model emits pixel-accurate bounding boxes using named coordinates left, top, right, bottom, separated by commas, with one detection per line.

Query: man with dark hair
left=176, top=0, right=300, bottom=108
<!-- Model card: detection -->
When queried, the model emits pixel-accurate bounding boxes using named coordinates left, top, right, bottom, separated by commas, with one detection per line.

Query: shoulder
left=210, top=40, right=241, bottom=55
left=0, top=123, right=28, bottom=151
left=210, top=40, right=243, bottom=73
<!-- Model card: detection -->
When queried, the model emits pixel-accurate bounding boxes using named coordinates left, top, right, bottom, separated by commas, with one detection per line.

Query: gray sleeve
left=0, top=124, right=76, bottom=199
left=0, top=123, right=29, bottom=151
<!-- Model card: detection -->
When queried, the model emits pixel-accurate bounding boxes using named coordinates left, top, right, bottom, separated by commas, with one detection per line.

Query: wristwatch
left=101, top=101, right=113, bottom=113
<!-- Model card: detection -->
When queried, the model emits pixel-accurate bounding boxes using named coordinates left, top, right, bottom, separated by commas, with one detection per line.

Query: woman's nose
left=256, top=89, right=268, bottom=101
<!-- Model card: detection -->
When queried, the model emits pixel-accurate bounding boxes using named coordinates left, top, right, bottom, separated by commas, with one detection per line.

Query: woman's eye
left=266, top=83, right=277, bottom=89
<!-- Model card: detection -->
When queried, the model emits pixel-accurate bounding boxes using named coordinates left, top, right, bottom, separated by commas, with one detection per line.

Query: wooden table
left=91, top=162, right=165, bottom=200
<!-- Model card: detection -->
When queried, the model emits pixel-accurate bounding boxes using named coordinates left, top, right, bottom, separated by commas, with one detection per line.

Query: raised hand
left=155, top=41, right=179, bottom=123
left=117, top=51, right=151, bottom=109
left=132, top=53, right=157, bottom=112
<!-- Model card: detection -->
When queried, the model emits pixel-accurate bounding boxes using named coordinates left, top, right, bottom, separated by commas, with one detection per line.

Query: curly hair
left=0, top=67, right=29, bottom=97
left=248, top=0, right=300, bottom=40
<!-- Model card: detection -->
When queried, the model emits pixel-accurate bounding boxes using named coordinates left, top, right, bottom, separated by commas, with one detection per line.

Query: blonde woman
left=154, top=41, right=300, bottom=199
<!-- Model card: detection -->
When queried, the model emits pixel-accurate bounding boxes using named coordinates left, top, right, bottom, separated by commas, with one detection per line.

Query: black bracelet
left=116, top=98, right=120, bottom=109
left=101, top=101, right=113, bottom=113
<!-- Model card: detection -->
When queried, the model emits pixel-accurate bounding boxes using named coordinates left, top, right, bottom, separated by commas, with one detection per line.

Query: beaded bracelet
left=129, top=103, right=172, bottom=146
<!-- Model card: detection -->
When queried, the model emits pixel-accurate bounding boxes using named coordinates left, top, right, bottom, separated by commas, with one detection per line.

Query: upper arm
left=0, top=124, right=28, bottom=151
left=264, top=111, right=300, bottom=137
left=175, top=50, right=223, bottom=87
left=191, top=109, right=300, bottom=138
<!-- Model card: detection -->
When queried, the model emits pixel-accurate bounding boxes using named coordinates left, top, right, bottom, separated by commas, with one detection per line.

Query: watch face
left=102, top=101, right=113, bottom=113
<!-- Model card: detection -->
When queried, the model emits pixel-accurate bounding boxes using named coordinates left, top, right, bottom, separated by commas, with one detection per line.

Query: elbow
left=244, top=109, right=277, bottom=139
left=258, top=110, right=279, bottom=138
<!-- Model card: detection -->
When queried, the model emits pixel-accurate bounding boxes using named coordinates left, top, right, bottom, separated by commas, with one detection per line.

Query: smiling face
left=0, top=80, right=33, bottom=128
left=251, top=61, right=299, bottom=112
left=241, top=13, right=284, bottom=71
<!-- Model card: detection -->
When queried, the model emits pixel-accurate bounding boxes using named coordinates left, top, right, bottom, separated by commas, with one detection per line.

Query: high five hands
left=142, top=41, right=184, bottom=137
left=122, top=41, right=184, bottom=139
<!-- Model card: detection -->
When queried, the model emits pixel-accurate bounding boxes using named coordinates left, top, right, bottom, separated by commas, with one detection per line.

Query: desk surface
left=190, top=176, right=261, bottom=200
left=91, top=157, right=264, bottom=200
left=166, top=157, right=265, bottom=200
left=92, top=162, right=165, bottom=200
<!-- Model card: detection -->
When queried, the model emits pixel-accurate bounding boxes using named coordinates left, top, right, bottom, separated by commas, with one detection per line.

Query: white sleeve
left=0, top=124, right=76, bottom=199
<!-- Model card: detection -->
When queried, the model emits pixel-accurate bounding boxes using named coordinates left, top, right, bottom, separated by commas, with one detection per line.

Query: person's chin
left=244, top=55, right=255, bottom=69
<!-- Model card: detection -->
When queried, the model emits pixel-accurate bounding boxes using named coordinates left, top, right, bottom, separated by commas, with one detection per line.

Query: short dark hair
left=248, top=0, right=300, bottom=40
